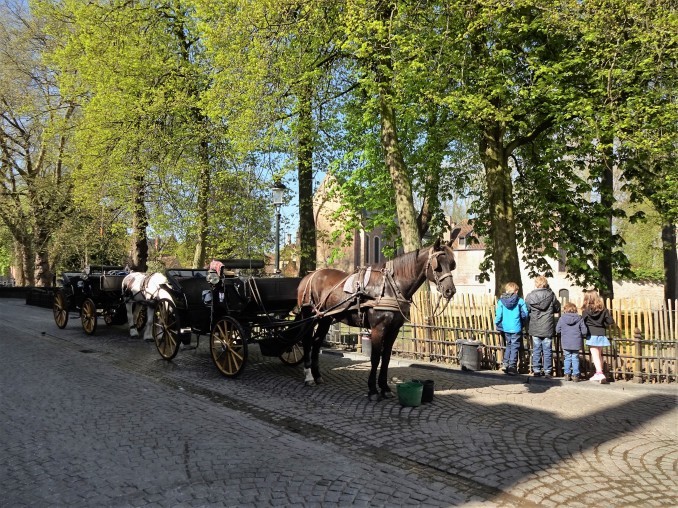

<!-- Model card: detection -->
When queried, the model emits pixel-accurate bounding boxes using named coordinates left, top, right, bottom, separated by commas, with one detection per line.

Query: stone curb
left=321, top=347, right=678, bottom=394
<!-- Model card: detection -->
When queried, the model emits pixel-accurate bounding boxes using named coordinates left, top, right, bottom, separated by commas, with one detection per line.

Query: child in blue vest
left=495, top=282, right=529, bottom=376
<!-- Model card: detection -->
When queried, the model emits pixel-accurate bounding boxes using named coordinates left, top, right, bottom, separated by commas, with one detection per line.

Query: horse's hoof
left=129, top=330, right=139, bottom=338
left=314, top=377, right=324, bottom=385
left=381, top=390, right=394, bottom=399
left=305, top=380, right=314, bottom=387
left=143, top=337, right=154, bottom=343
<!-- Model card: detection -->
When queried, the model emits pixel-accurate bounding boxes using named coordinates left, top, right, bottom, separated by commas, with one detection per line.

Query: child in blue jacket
left=495, top=282, right=529, bottom=376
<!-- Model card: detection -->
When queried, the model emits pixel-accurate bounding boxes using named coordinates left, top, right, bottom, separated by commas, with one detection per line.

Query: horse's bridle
left=427, top=249, right=454, bottom=297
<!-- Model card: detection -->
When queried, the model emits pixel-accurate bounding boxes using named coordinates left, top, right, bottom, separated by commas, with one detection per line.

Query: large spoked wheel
left=53, top=290, right=69, bottom=329
left=280, top=341, right=304, bottom=366
left=210, top=316, right=249, bottom=377
left=81, top=298, right=98, bottom=335
left=152, top=299, right=181, bottom=360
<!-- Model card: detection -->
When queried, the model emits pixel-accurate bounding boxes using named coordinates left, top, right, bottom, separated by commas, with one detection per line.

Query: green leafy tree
left=36, top=0, right=226, bottom=270
left=1, top=1, right=75, bottom=286
left=194, top=0, right=349, bottom=274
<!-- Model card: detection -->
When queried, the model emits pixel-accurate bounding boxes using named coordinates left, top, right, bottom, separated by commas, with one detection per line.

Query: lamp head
left=271, top=181, right=287, bottom=206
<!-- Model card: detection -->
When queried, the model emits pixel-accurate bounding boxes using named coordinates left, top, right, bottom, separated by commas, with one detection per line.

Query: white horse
left=121, top=272, right=175, bottom=341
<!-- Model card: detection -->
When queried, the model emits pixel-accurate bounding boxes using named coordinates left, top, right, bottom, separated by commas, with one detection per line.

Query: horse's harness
left=124, top=273, right=159, bottom=301
left=301, top=247, right=453, bottom=322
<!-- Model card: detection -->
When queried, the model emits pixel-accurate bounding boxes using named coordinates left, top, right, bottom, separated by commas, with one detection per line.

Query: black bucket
left=457, top=340, right=482, bottom=371
left=413, top=379, right=434, bottom=403
left=421, top=380, right=434, bottom=403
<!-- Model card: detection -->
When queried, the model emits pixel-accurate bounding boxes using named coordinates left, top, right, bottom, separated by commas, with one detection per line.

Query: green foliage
left=5, top=0, right=670, bottom=292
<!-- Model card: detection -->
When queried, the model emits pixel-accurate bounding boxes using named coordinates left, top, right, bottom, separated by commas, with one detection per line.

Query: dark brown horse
left=296, top=238, right=457, bottom=399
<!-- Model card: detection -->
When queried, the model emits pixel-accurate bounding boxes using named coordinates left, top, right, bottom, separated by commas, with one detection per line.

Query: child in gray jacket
left=556, top=302, right=588, bottom=382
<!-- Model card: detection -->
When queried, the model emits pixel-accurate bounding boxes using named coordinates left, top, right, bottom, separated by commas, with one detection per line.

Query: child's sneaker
left=565, top=374, right=572, bottom=381
left=572, top=375, right=580, bottom=382
left=590, top=372, right=606, bottom=383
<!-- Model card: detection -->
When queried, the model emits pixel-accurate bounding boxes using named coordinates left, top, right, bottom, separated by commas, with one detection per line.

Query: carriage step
left=179, top=327, right=192, bottom=334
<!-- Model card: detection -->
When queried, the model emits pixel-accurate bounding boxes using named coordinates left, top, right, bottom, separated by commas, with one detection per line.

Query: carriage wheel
left=81, top=298, right=97, bottom=335
left=152, top=299, right=181, bottom=360
left=279, top=341, right=304, bottom=366
left=210, top=317, right=249, bottom=377
left=53, top=290, right=69, bottom=329
left=134, top=304, right=147, bottom=332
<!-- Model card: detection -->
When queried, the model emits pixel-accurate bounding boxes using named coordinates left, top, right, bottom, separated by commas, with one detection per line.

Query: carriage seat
left=247, top=277, right=302, bottom=314
left=175, top=276, right=212, bottom=309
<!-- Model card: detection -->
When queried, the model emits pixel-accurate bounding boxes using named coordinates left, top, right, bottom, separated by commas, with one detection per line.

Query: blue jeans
left=563, top=349, right=580, bottom=376
left=503, top=333, right=522, bottom=368
left=531, top=336, right=553, bottom=374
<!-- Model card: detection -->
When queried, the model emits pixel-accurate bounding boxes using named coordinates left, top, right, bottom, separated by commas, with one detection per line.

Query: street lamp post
left=271, top=181, right=286, bottom=275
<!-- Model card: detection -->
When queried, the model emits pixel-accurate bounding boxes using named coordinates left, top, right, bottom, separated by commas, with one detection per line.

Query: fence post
left=633, top=328, right=643, bottom=383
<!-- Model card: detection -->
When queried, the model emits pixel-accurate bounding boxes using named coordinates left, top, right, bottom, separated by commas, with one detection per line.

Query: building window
left=354, top=231, right=361, bottom=269
left=559, top=289, right=570, bottom=304
left=458, top=236, right=466, bottom=248
left=364, top=234, right=370, bottom=265
left=373, top=237, right=380, bottom=263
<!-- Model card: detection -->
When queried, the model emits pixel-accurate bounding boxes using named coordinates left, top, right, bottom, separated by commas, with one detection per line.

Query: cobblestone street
left=1, top=298, right=677, bottom=507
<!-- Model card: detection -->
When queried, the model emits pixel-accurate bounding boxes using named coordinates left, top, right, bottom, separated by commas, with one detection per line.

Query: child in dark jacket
left=582, top=289, right=616, bottom=383
left=556, top=302, right=587, bottom=382
left=525, top=275, right=561, bottom=377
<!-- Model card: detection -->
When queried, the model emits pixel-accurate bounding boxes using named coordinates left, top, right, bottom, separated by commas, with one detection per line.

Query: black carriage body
left=54, top=266, right=128, bottom=332
left=163, top=269, right=213, bottom=343
left=164, top=269, right=301, bottom=341
left=166, top=268, right=301, bottom=356
left=155, top=264, right=306, bottom=377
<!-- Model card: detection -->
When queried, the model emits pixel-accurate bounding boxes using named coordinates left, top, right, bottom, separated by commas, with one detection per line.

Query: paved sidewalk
left=2, top=298, right=677, bottom=506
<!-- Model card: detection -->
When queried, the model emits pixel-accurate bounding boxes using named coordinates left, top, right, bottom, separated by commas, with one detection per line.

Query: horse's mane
left=383, top=249, right=421, bottom=281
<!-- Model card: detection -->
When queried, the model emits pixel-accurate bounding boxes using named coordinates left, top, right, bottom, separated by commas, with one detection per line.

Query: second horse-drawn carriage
left=53, top=265, right=129, bottom=335
left=150, top=260, right=307, bottom=377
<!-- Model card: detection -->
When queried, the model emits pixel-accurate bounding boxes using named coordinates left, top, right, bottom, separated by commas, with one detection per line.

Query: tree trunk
left=375, top=2, right=420, bottom=252
left=192, top=140, right=210, bottom=269
left=130, top=174, right=148, bottom=272
left=379, top=93, right=420, bottom=252
left=480, top=123, right=522, bottom=296
left=33, top=227, right=52, bottom=287
left=13, top=240, right=28, bottom=287
left=297, top=83, right=316, bottom=276
left=662, top=223, right=677, bottom=301
left=597, top=142, right=615, bottom=300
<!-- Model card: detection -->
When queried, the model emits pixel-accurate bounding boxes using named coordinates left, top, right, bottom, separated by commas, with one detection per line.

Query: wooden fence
left=385, top=291, right=677, bottom=383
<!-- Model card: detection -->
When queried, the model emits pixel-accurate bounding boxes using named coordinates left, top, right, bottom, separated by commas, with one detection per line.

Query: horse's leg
left=125, top=299, right=139, bottom=337
left=377, top=330, right=398, bottom=399
left=300, top=308, right=316, bottom=386
left=306, top=319, right=330, bottom=385
left=367, top=335, right=382, bottom=400
left=142, top=304, right=154, bottom=342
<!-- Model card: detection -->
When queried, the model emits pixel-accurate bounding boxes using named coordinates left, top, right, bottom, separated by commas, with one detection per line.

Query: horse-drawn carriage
left=151, top=260, right=307, bottom=377
left=52, top=265, right=129, bottom=335
left=50, top=238, right=459, bottom=397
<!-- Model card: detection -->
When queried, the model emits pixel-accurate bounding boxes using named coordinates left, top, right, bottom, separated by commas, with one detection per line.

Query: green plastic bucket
left=397, top=381, right=423, bottom=407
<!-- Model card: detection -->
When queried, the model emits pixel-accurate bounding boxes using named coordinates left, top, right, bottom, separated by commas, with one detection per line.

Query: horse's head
left=426, top=238, right=457, bottom=299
